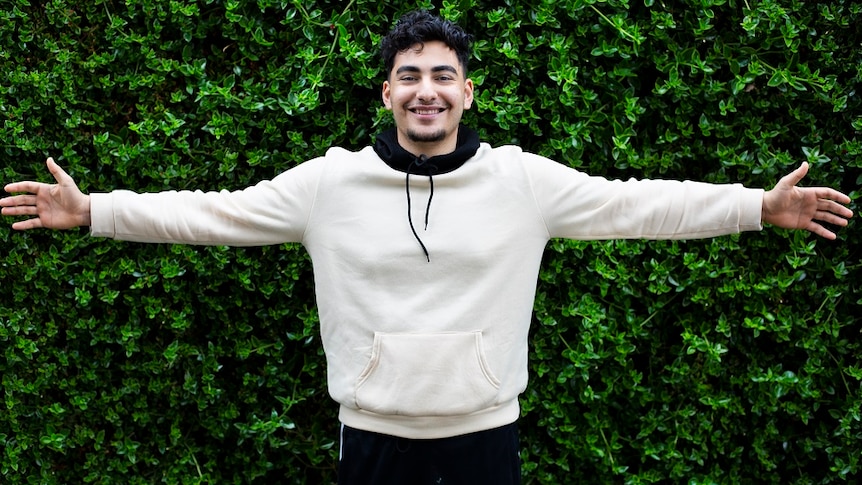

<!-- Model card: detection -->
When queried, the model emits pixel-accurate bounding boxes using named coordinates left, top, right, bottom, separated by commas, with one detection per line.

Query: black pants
left=337, top=422, right=521, bottom=485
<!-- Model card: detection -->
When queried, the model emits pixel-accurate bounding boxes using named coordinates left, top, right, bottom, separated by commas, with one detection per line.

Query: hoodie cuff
left=88, top=192, right=116, bottom=238
left=741, top=187, right=765, bottom=232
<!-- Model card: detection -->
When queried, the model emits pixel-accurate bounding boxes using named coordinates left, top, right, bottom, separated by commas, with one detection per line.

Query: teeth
left=413, top=108, right=442, bottom=115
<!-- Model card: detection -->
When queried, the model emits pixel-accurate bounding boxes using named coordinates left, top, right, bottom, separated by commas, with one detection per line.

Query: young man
left=1, top=10, right=853, bottom=485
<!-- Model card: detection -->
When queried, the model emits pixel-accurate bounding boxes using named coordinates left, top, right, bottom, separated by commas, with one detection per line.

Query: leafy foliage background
left=1, top=0, right=860, bottom=483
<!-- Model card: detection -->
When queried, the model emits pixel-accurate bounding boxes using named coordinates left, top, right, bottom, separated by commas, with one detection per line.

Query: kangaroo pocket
left=354, top=331, right=502, bottom=417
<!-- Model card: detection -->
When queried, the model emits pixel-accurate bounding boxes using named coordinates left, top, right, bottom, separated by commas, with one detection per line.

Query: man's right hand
left=1, top=158, right=91, bottom=230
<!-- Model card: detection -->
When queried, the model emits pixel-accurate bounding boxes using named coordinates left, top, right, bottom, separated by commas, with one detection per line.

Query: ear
left=382, top=80, right=392, bottom=110
left=463, top=78, right=474, bottom=110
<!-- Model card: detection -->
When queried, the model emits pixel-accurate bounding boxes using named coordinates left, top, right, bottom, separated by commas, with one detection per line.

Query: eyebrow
left=395, top=65, right=459, bottom=76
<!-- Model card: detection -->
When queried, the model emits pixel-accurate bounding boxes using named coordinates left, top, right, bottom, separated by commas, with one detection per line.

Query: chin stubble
left=406, top=128, right=447, bottom=143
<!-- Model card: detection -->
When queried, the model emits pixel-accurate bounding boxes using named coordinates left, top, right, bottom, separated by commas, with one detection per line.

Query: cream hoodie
left=90, top=143, right=763, bottom=439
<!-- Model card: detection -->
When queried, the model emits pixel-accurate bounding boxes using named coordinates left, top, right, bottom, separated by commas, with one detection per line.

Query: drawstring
left=372, top=126, right=481, bottom=263
left=406, top=154, right=435, bottom=262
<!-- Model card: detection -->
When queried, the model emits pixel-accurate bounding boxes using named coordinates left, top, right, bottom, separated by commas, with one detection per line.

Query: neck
left=397, top=133, right=458, bottom=158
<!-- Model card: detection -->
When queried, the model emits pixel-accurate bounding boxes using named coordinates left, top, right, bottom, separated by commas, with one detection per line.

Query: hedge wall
left=1, top=0, right=860, bottom=483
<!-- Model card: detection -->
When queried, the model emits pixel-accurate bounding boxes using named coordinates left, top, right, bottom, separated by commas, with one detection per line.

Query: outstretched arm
left=762, top=162, right=853, bottom=239
left=1, top=158, right=91, bottom=230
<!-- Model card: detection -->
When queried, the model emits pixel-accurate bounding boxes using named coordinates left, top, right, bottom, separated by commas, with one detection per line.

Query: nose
left=416, top=78, right=437, bottom=102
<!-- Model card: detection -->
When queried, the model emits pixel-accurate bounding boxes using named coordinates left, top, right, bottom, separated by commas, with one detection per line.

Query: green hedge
left=1, top=0, right=860, bottom=483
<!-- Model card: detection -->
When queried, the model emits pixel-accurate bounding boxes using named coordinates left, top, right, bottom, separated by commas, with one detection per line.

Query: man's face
left=382, top=40, right=474, bottom=157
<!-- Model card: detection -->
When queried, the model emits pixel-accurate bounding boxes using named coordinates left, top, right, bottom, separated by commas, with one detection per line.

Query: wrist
left=80, top=194, right=92, bottom=227
left=761, top=190, right=774, bottom=225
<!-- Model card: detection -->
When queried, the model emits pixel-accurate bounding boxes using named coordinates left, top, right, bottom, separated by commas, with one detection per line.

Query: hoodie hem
left=338, top=398, right=520, bottom=440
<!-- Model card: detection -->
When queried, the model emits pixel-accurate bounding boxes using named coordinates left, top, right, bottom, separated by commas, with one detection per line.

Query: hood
left=373, top=125, right=481, bottom=175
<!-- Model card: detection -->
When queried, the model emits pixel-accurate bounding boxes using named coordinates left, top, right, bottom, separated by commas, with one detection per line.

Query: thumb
left=778, top=161, right=809, bottom=189
left=46, top=157, right=74, bottom=186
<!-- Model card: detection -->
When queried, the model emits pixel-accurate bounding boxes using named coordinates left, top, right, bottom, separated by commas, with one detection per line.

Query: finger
left=815, top=187, right=852, bottom=206
left=11, top=218, right=44, bottom=231
left=821, top=199, right=854, bottom=218
left=1, top=204, right=40, bottom=217
left=0, top=194, right=38, bottom=207
left=4, top=181, right=47, bottom=195
left=807, top=221, right=838, bottom=240
left=816, top=211, right=850, bottom=227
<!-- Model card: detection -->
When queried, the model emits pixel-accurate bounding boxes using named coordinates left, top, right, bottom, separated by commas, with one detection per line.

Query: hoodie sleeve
left=522, top=153, right=764, bottom=240
left=89, top=157, right=326, bottom=246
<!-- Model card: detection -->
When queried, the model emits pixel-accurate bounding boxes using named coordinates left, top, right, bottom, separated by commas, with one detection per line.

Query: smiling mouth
left=409, top=107, right=446, bottom=115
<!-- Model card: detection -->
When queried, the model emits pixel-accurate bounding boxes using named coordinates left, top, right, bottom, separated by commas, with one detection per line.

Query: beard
left=406, top=128, right=447, bottom=143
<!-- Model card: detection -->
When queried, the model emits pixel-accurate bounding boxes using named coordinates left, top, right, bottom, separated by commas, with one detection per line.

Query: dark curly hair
left=380, top=10, right=473, bottom=79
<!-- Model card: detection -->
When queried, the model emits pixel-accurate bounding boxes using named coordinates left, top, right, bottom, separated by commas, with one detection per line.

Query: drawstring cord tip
left=406, top=154, right=435, bottom=262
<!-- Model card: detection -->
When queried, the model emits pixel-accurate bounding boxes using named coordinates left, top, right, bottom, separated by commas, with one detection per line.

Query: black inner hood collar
left=373, top=124, right=480, bottom=175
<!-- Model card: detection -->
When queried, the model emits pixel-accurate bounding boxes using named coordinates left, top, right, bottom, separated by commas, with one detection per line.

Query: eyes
left=397, top=74, right=456, bottom=83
